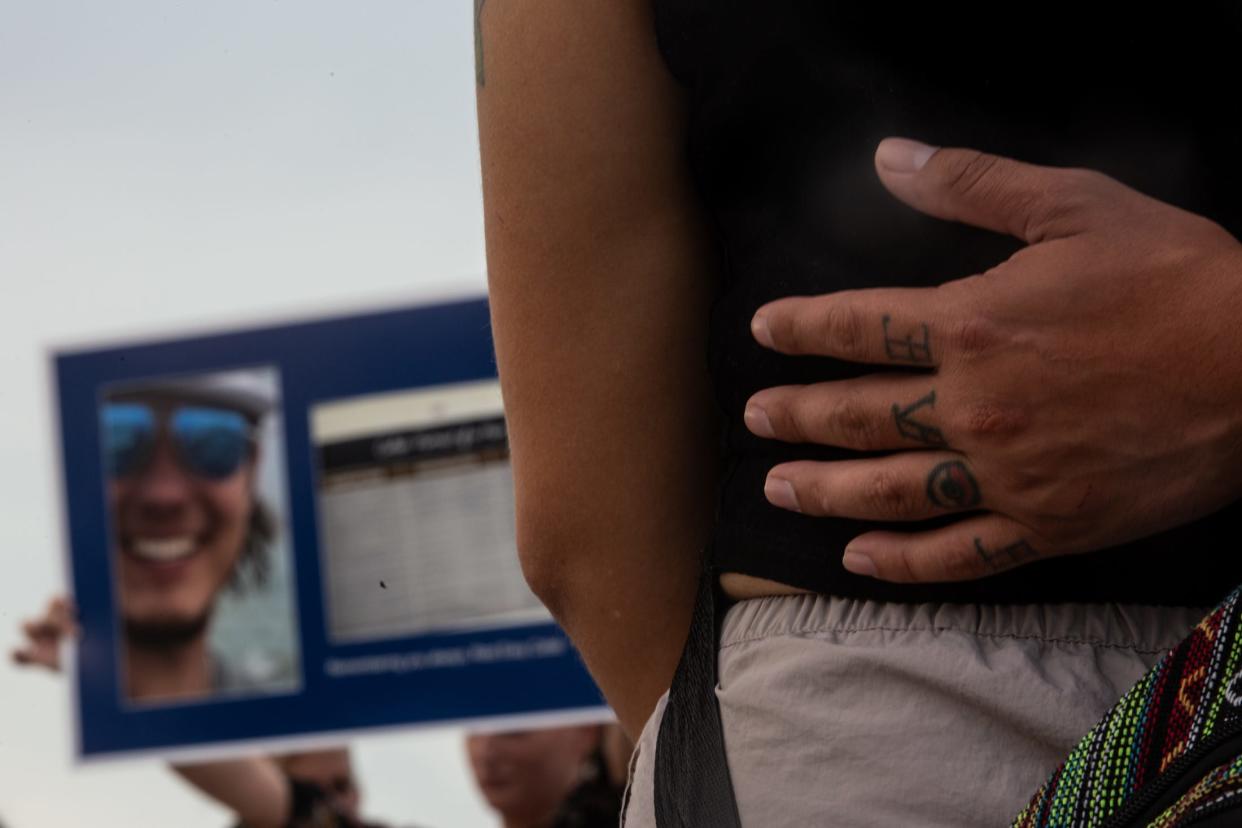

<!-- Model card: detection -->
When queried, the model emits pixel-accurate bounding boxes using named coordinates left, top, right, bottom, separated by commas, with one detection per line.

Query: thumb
left=874, top=138, right=1111, bottom=244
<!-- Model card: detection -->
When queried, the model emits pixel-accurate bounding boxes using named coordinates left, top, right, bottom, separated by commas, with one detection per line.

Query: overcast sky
left=0, top=2, right=498, bottom=825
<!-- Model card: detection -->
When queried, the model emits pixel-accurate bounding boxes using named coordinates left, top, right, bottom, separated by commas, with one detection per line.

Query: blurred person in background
left=15, top=597, right=632, bottom=827
left=272, top=749, right=362, bottom=822
left=467, top=724, right=630, bottom=828
left=179, top=725, right=629, bottom=828
left=194, top=747, right=385, bottom=828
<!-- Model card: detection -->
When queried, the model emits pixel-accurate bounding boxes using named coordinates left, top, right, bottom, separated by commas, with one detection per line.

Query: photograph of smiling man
left=100, top=366, right=300, bottom=704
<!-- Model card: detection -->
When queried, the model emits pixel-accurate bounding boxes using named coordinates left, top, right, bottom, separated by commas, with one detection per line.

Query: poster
left=53, top=297, right=608, bottom=759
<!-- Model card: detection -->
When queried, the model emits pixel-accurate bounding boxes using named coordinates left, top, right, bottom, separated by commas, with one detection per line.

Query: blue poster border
left=54, top=296, right=606, bottom=758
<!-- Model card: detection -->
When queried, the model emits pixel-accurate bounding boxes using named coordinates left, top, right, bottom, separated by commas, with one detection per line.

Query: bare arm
left=172, top=760, right=291, bottom=828
left=476, top=0, right=721, bottom=736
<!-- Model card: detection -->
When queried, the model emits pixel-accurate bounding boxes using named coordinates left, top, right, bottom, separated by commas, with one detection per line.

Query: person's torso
left=654, top=1, right=1242, bottom=604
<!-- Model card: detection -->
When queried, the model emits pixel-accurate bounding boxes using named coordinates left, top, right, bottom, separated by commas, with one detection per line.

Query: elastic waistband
left=719, top=593, right=1209, bottom=655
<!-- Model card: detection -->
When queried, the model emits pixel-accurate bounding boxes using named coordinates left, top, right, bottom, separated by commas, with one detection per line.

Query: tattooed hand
left=745, top=138, right=1242, bottom=583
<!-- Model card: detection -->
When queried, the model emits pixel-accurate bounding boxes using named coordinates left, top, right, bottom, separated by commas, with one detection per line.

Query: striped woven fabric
left=1147, top=754, right=1242, bottom=827
left=1011, top=587, right=1242, bottom=828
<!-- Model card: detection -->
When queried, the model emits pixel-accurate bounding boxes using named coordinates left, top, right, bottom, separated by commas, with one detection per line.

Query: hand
left=12, top=596, right=77, bottom=672
left=746, top=138, right=1242, bottom=583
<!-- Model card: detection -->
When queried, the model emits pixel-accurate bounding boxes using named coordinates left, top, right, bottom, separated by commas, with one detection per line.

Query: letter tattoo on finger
left=926, top=460, right=981, bottom=509
left=892, top=390, right=946, bottom=447
left=973, top=537, right=1039, bottom=571
left=882, top=315, right=933, bottom=364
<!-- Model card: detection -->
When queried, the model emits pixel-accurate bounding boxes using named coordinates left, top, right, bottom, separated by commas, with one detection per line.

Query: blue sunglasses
left=102, top=402, right=255, bottom=480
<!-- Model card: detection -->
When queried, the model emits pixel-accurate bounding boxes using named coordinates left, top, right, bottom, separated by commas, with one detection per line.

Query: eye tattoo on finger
left=892, top=390, right=946, bottom=447
left=882, top=314, right=933, bottom=364
left=926, top=460, right=981, bottom=509
left=973, top=537, right=1039, bottom=571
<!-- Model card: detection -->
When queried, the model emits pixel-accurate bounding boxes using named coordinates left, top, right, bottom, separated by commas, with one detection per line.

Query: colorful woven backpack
left=1012, top=586, right=1242, bottom=827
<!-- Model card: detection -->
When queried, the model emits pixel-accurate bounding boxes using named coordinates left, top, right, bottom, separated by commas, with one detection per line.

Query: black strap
left=653, top=563, right=743, bottom=827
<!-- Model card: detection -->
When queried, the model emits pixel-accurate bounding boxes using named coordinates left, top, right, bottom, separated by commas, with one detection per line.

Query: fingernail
left=751, top=313, right=774, bottom=349
left=842, top=550, right=878, bottom=578
left=876, top=138, right=937, bottom=174
left=744, top=403, right=774, bottom=438
left=764, top=477, right=800, bottom=512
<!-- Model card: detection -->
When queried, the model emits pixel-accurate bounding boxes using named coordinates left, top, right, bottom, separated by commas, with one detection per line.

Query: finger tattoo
left=973, top=537, right=1039, bottom=571
left=882, top=314, right=933, bottom=363
left=892, top=390, right=947, bottom=447
left=926, top=460, right=981, bottom=509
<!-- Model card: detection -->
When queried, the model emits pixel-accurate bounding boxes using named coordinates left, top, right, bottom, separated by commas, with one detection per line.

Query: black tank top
left=653, top=1, right=1242, bottom=605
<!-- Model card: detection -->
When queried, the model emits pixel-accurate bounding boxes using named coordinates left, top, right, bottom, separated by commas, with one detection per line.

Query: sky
left=0, top=1, right=501, bottom=824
